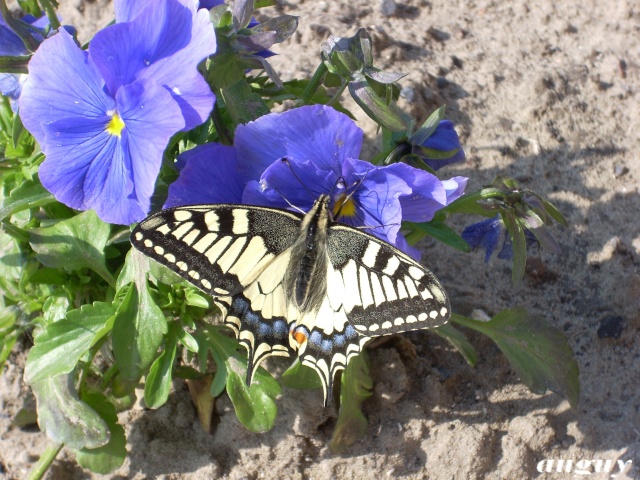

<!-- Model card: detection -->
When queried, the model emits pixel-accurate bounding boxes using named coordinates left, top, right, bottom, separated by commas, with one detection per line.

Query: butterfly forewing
left=327, top=225, right=450, bottom=335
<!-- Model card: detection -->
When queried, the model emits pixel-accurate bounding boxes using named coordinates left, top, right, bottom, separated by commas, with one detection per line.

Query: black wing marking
left=326, top=225, right=450, bottom=336
left=132, top=204, right=303, bottom=297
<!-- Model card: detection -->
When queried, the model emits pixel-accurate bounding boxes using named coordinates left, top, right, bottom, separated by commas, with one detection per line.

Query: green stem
left=211, top=101, right=233, bottom=145
left=27, top=442, right=63, bottom=480
left=299, top=63, right=328, bottom=105
left=326, top=81, right=348, bottom=106
left=40, top=0, right=61, bottom=31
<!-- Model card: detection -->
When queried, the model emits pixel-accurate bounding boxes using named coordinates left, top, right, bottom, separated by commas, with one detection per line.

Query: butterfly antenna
left=271, top=186, right=306, bottom=215
left=280, top=157, right=323, bottom=198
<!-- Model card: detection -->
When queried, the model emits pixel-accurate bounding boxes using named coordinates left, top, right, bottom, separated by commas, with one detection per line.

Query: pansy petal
left=133, top=2, right=216, bottom=129
left=242, top=158, right=337, bottom=210
left=117, top=79, right=185, bottom=220
left=442, top=176, right=468, bottom=204
left=421, top=120, right=466, bottom=170
left=114, top=0, right=198, bottom=22
left=165, top=143, right=243, bottom=208
left=93, top=0, right=216, bottom=130
left=351, top=164, right=411, bottom=246
left=38, top=116, right=118, bottom=213
left=234, top=105, right=363, bottom=183
left=20, top=29, right=113, bottom=142
left=382, top=163, right=447, bottom=223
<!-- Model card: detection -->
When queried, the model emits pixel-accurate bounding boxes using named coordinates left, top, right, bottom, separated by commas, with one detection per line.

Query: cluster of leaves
left=0, top=0, right=578, bottom=477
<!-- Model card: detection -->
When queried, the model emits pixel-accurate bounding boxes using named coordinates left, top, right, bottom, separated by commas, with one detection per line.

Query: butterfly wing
left=131, top=204, right=305, bottom=380
left=326, top=224, right=450, bottom=334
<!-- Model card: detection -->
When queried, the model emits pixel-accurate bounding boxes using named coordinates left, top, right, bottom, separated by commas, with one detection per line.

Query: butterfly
left=131, top=194, right=450, bottom=406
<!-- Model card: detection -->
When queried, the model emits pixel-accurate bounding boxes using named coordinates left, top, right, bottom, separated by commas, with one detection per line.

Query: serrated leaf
left=29, top=210, right=113, bottom=284
left=76, top=392, right=127, bottom=474
left=144, top=323, right=179, bottom=409
left=281, top=359, right=323, bottom=390
left=330, top=351, right=372, bottom=453
left=25, top=302, right=116, bottom=384
left=112, top=280, right=167, bottom=382
left=451, top=308, right=580, bottom=407
left=32, top=373, right=110, bottom=450
left=434, top=323, right=478, bottom=367
left=0, top=177, right=54, bottom=219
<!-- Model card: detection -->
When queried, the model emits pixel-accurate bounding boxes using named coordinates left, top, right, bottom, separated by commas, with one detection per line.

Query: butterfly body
left=132, top=195, right=450, bottom=405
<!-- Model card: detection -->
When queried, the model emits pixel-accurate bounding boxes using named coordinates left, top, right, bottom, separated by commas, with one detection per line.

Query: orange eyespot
left=293, top=330, right=308, bottom=345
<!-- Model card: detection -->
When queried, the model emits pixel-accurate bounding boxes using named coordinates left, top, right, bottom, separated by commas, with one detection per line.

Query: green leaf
left=0, top=177, right=54, bottom=219
left=281, top=359, right=323, bottom=390
left=185, top=289, right=209, bottom=309
left=330, top=351, right=372, bottom=453
left=205, top=328, right=280, bottom=432
left=502, top=214, right=527, bottom=284
left=407, top=220, right=471, bottom=253
left=451, top=308, right=580, bottom=407
left=113, top=280, right=167, bottom=382
left=220, top=78, right=271, bottom=125
left=434, top=323, right=478, bottom=367
left=29, top=210, right=114, bottom=285
left=348, top=78, right=408, bottom=131
left=0, top=305, right=20, bottom=330
left=28, top=267, right=69, bottom=285
left=144, top=323, right=179, bottom=409
left=42, top=293, right=71, bottom=324
left=0, top=331, right=18, bottom=371
left=410, top=104, right=446, bottom=145
left=25, top=302, right=116, bottom=384
left=76, top=392, right=127, bottom=474
left=0, top=228, right=24, bottom=283
left=31, top=374, right=110, bottom=450
left=226, top=357, right=280, bottom=432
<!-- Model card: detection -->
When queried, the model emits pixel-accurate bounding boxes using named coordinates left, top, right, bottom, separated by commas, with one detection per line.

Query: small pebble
left=597, top=316, right=625, bottom=339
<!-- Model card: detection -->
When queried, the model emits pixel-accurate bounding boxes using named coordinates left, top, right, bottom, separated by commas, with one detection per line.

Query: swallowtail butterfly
left=131, top=195, right=450, bottom=405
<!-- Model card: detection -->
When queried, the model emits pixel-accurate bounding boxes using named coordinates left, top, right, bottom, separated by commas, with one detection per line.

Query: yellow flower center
left=105, top=112, right=125, bottom=137
left=333, top=194, right=356, bottom=218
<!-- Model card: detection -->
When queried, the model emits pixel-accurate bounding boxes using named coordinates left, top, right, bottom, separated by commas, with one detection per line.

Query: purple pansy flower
left=19, top=0, right=216, bottom=225
left=166, top=105, right=467, bottom=259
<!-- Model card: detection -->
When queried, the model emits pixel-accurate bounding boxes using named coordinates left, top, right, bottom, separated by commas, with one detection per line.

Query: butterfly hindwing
left=326, top=225, right=450, bottom=336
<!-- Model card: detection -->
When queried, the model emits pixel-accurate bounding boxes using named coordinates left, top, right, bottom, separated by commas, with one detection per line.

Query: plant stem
left=27, top=442, right=63, bottom=480
left=299, top=63, right=328, bottom=105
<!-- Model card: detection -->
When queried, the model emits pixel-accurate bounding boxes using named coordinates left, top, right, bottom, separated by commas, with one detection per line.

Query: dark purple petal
left=0, top=22, right=28, bottom=56
left=461, top=215, right=503, bottom=262
left=421, top=120, right=466, bottom=170
left=165, top=143, right=243, bottom=208
left=234, top=105, right=363, bottom=183
left=20, top=29, right=113, bottom=142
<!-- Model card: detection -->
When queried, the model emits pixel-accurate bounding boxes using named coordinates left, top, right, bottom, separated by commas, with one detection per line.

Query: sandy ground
left=1, top=0, right=639, bottom=478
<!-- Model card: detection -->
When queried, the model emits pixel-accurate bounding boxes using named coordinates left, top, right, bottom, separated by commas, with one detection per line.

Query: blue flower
left=461, top=215, right=537, bottom=261
left=166, top=105, right=467, bottom=258
left=0, top=14, right=54, bottom=110
left=420, top=120, right=466, bottom=170
left=19, top=0, right=216, bottom=225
